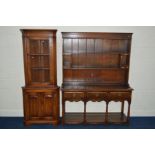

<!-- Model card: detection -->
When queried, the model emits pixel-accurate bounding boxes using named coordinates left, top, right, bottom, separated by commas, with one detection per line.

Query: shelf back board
left=62, top=32, right=132, bottom=86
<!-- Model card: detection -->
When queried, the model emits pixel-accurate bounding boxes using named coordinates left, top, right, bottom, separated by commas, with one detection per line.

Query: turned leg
left=105, top=102, right=109, bottom=124
left=121, top=100, right=125, bottom=116
left=127, top=100, right=131, bottom=123
left=62, top=95, right=65, bottom=125
left=84, top=101, right=87, bottom=124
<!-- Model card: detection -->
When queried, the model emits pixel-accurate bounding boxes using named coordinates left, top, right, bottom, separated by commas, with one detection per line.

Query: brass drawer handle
left=73, top=94, right=76, bottom=98
left=95, top=94, right=99, bottom=97
left=110, top=60, right=114, bottom=64
left=91, top=73, right=94, bottom=77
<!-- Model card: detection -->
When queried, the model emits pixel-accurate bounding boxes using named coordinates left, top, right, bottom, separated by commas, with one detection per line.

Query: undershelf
left=64, top=112, right=127, bottom=124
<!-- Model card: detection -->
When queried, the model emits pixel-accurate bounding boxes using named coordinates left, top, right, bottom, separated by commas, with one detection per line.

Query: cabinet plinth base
left=24, top=119, right=59, bottom=126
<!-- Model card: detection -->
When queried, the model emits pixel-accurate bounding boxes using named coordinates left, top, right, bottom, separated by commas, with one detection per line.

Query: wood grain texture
left=61, top=32, right=133, bottom=125
left=21, top=29, right=59, bottom=126
left=64, top=112, right=127, bottom=124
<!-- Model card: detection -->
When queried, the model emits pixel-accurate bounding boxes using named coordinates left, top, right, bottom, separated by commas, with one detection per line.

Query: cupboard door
left=25, top=92, right=40, bottom=120
left=27, top=39, right=51, bottom=84
left=25, top=91, right=55, bottom=120
left=42, top=92, right=55, bottom=119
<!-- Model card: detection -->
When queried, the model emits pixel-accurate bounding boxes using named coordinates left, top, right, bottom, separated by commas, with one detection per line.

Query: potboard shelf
left=64, top=112, right=127, bottom=124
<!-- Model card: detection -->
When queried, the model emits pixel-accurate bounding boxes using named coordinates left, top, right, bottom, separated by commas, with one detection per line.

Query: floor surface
left=0, top=117, right=155, bottom=129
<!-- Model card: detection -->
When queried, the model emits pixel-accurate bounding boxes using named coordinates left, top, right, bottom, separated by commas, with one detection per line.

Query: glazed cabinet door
left=26, top=38, right=54, bottom=86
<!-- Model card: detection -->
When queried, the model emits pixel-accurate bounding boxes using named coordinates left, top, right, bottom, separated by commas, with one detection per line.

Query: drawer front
left=24, top=89, right=56, bottom=93
left=87, top=92, right=108, bottom=101
left=64, top=92, right=85, bottom=101
left=109, top=92, right=131, bottom=101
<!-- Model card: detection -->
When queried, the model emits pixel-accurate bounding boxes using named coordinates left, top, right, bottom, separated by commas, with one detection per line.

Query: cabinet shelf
left=63, top=67, right=128, bottom=70
left=63, top=52, right=129, bottom=55
left=28, top=53, right=49, bottom=56
left=31, top=67, right=50, bottom=70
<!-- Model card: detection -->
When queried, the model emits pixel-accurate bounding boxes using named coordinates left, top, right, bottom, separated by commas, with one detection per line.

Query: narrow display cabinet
left=61, top=32, right=133, bottom=125
left=21, top=29, right=59, bottom=126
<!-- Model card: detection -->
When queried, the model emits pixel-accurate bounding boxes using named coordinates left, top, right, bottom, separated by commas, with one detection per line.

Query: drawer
left=109, top=92, right=131, bottom=100
left=87, top=92, right=108, bottom=101
left=64, top=92, right=85, bottom=101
